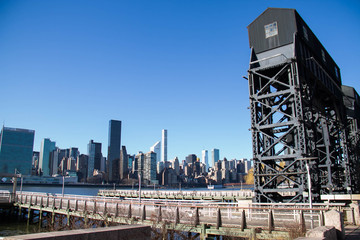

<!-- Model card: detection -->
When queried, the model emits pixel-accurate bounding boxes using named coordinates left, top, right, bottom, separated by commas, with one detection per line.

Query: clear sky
left=0, top=0, right=359, bottom=162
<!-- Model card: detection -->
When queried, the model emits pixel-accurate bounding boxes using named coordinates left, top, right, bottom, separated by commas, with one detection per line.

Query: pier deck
left=11, top=191, right=354, bottom=239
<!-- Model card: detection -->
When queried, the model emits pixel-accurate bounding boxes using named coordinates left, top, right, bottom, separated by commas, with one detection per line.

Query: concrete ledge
left=306, top=226, right=337, bottom=240
left=3, top=225, right=151, bottom=240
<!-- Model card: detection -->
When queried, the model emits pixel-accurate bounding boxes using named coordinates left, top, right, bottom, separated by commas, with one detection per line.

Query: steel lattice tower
left=247, top=8, right=353, bottom=203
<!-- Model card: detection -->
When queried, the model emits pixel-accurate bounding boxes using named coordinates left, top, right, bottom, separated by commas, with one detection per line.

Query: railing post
left=115, top=203, right=119, bottom=217
left=141, top=205, right=146, bottom=221
left=158, top=205, right=162, bottom=222
left=93, top=201, right=97, bottom=214
left=268, top=209, right=274, bottom=233
left=194, top=207, right=200, bottom=226
left=59, top=198, right=62, bottom=209
left=299, top=210, right=306, bottom=233
left=75, top=200, right=78, bottom=211
left=216, top=207, right=222, bottom=229
left=240, top=209, right=247, bottom=231
left=319, top=210, right=325, bottom=226
left=128, top=204, right=132, bottom=218
left=46, top=196, right=49, bottom=208
left=175, top=207, right=180, bottom=224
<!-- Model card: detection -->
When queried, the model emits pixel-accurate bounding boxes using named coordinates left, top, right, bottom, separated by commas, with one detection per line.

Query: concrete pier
left=13, top=192, right=349, bottom=240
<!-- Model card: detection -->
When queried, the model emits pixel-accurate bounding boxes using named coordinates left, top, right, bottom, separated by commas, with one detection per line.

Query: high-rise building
left=185, top=154, right=197, bottom=164
left=150, top=141, right=161, bottom=163
left=107, top=120, right=122, bottom=182
left=172, top=157, right=180, bottom=175
left=50, top=148, right=67, bottom=176
left=0, top=127, right=35, bottom=175
left=69, top=147, right=79, bottom=159
left=67, top=157, right=76, bottom=171
left=87, top=140, right=102, bottom=178
left=161, top=129, right=167, bottom=162
left=76, top=154, right=88, bottom=182
left=211, top=149, right=220, bottom=168
left=201, top=150, right=208, bottom=171
left=128, top=154, right=135, bottom=170
left=39, top=138, right=56, bottom=176
left=119, top=146, right=128, bottom=180
left=144, top=151, right=157, bottom=184
left=134, top=152, right=145, bottom=177
left=32, top=151, right=40, bottom=174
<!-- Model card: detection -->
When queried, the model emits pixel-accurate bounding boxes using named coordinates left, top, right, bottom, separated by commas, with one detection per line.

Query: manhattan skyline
left=0, top=0, right=359, bottom=161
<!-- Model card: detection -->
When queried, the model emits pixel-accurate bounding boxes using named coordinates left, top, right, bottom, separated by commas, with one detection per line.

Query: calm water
left=0, top=184, right=115, bottom=196
left=0, top=183, right=252, bottom=196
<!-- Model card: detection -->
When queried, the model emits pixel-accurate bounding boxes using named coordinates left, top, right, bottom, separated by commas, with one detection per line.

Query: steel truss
left=248, top=49, right=351, bottom=203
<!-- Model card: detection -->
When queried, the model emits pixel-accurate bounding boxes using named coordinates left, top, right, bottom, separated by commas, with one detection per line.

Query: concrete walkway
left=345, top=225, right=360, bottom=240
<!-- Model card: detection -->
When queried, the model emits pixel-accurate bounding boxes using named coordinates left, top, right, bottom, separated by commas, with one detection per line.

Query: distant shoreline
left=0, top=182, right=118, bottom=188
left=0, top=182, right=254, bottom=191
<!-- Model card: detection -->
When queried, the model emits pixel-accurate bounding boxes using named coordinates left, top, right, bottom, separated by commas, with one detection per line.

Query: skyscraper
left=107, top=120, right=121, bottom=182
left=211, top=148, right=220, bottom=168
left=39, top=138, right=56, bottom=176
left=50, top=148, right=67, bottom=176
left=76, top=154, right=88, bottom=182
left=0, top=127, right=35, bottom=175
left=172, top=157, right=180, bottom=175
left=119, top=146, right=128, bottom=180
left=201, top=150, right=208, bottom=171
left=144, top=151, right=157, bottom=184
left=87, top=140, right=102, bottom=178
left=150, top=141, right=161, bottom=163
left=161, top=129, right=167, bottom=162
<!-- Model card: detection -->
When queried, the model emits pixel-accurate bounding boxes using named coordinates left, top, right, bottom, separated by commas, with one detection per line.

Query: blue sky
left=0, top=0, right=359, bottom=161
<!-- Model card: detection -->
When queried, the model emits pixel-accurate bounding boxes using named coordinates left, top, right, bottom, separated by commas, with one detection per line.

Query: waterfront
left=0, top=183, right=112, bottom=196
left=0, top=184, right=252, bottom=238
left=0, top=183, right=252, bottom=196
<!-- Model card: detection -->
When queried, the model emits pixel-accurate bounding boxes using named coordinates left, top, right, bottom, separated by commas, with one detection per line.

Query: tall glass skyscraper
left=0, top=127, right=35, bottom=175
left=150, top=141, right=161, bottom=163
left=107, top=120, right=121, bottom=182
left=202, top=150, right=208, bottom=170
left=161, top=129, right=167, bottom=162
left=119, top=146, right=128, bottom=180
left=211, top=148, right=220, bottom=168
left=87, top=140, right=102, bottom=178
left=39, top=138, right=56, bottom=176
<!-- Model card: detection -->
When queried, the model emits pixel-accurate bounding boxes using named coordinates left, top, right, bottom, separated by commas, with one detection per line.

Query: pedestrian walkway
left=345, top=225, right=360, bottom=240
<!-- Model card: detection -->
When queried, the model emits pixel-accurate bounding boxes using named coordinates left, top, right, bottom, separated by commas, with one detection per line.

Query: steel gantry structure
left=247, top=8, right=359, bottom=203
